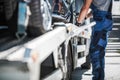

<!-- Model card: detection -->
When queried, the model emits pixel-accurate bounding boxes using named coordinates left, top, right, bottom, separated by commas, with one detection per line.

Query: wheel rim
left=41, top=0, right=52, bottom=31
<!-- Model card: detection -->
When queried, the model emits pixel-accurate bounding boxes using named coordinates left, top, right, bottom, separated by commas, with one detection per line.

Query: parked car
left=0, top=0, right=75, bottom=37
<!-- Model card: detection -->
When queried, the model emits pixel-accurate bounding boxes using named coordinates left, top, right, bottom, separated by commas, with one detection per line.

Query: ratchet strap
left=16, top=0, right=30, bottom=39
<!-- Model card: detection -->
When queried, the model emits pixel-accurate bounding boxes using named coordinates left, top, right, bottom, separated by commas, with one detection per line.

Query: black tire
left=28, top=0, right=52, bottom=36
left=4, top=0, right=18, bottom=35
left=61, top=42, right=73, bottom=80
left=4, top=0, right=17, bottom=20
left=0, top=1, right=6, bottom=25
left=66, top=42, right=74, bottom=80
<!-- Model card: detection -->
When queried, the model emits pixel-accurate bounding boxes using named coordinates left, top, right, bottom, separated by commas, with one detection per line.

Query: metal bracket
left=16, top=32, right=27, bottom=40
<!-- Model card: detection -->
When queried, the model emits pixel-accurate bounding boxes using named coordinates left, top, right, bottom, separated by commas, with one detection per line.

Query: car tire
left=66, top=42, right=74, bottom=80
left=28, top=0, right=52, bottom=37
left=4, top=0, right=18, bottom=35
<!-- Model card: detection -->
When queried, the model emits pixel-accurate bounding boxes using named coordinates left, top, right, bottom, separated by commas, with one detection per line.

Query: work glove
left=75, top=21, right=82, bottom=27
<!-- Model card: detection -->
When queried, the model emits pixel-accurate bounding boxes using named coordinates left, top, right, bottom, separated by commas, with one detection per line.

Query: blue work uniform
left=90, top=0, right=113, bottom=80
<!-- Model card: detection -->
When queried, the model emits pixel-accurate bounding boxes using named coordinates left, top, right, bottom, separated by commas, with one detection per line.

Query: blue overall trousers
left=90, top=4, right=113, bottom=80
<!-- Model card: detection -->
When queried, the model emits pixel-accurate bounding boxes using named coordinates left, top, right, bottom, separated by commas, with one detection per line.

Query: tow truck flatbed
left=0, top=22, right=95, bottom=80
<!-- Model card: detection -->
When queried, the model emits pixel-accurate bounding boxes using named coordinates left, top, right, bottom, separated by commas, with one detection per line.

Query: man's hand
left=77, top=0, right=92, bottom=25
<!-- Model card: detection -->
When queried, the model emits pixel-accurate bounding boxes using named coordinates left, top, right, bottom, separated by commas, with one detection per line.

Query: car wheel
left=66, top=42, right=73, bottom=80
left=28, top=0, right=52, bottom=36
left=61, top=42, right=73, bottom=80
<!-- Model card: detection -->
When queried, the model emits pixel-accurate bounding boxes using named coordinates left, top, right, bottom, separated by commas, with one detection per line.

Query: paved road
left=71, top=53, right=120, bottom=80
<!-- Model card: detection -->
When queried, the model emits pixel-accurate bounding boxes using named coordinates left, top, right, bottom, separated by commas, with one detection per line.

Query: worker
left=76, top=0, right=113, bottom=80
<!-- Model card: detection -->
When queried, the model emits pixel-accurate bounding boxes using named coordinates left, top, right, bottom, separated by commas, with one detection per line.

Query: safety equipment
left=75, top=22, right=82, bottom=27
